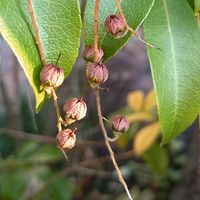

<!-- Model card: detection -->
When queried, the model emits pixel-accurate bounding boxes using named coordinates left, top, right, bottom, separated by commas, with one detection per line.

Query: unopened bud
left=104, top=14, right=127, bottom=39
left=63, top=97, right=87, bottom=125
left=86, top=62, right=108, bottom=88
left=112, top=115, right=129, bottom=133
left=83, top=45, right=104, bottom=62
left=57, top=129, right=76, bottom=149
left=40, top=64, right=64, bottom=94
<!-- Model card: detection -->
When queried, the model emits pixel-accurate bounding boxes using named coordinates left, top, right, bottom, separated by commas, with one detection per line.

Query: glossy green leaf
left=0, top=0, right=81, bottom=111
left=83, top=0, right=155, bottom=61
left=144, top=0, right=200, bottom=144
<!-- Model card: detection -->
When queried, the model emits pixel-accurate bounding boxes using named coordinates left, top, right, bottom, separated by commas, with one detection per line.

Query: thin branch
left=51, top=89, right=62, bottom=131
left=93, top=0, right=133, bottom=199
left=108, top=135, right=119, bottom=143
left=0, top=128, right=55, bottom=144
left=95, top=89, right=133, bottom=200
left=0, top=128, right=106, bottom=148
left=79, top=149, right=134, bottom=167
left=51, top=88, right=69, bottom=161
left=115, top=0, right=154, bottom=48
left=28, top=0, right=46, bottom=65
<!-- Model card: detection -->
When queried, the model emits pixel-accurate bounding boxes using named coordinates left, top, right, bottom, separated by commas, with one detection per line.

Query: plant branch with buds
left=29, top=1, right=88, bottom=162
left=84, top=0, right=133, bottom=199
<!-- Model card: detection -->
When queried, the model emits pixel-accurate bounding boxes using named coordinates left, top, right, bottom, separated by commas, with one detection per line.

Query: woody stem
left=93, top=0, right=133, bottom=199
left=51, top=88, right=69, bottom=161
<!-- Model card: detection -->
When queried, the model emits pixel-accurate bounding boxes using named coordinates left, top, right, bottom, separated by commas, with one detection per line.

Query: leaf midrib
left=162, top=0, right=178, bottom=138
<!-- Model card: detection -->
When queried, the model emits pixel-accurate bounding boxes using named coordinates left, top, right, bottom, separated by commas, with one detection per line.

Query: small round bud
left=86, top=62, right=108, bottom=88
left=112, top=115, right=129, bottom=133
left=104, top=14, right=127, bottom=38
left=63, top=97, right=87, bottom=125
left=57, top=129, right=76, bottom=149
left=83, top=45, right=104, bottom=62
left=40, top=64, right=64, bottom=94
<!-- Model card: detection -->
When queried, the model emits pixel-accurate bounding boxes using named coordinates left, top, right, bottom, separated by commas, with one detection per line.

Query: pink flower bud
left=63, top=97, right=87, bottom=125
left=83, top=45, right=104, bottom=62
left=112, top=115, right=129, bottom=133
left=40, top=64, right=64, bottom=93
left=57, top=129, right=76, bottom=149
left=86, top=62, right=108, bottom=88
left=104, top=14, right=127, bottom=38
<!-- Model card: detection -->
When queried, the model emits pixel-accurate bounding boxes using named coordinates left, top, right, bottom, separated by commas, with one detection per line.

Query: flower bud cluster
left=40, top=60, right=87, bottom=150
left=84, top=45, right=109, bottom=88
left=56, top=97, right=87, bottom=150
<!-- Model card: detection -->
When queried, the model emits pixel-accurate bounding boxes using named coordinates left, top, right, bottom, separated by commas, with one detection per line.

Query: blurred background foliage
left=0, top=22, right=200, bottom=200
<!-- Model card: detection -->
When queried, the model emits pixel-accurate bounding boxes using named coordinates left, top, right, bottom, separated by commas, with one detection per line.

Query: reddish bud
left=104, top=14, right=127, bottom=38
left=63, top=97, right=87, bottom=125
left=83, top=45, right=104, bottom=62
left=112, top=115, right=129, bottom=133
left=86, top=62, right=108, bottom=88
left=40, top=64, right=64, bottom=93
left=57, top=129, right=76, bottom=149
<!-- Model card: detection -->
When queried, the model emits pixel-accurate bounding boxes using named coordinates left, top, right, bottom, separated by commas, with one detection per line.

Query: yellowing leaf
left=127, top=91, right=144, bottom=111
left=133, top=122, right=160, bottom=156
left=126, top=112, right=154, bottom=123
left=144, top=89, right=157, bottom=111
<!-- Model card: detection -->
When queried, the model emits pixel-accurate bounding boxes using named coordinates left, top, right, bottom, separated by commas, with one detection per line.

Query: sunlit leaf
left=127, top=91, right=144, bottom=111
left=133, top=122, right=160, bottom=156
left=126, top=112, right=154, bottom=123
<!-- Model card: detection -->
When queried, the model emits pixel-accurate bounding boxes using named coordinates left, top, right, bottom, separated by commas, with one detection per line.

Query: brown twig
left=51, top=89, right=62, bottom=131
left=51, top=88, right=69, bottom=161
left=115, top=0, right=154, bottom=48
left=93, top=0, right=133, bottom=199
left=95, top=90, right=133, bottom=200
left=0, top=127, right=107, bottom=148
left=108, top=135, right=119, bottom=142
left=28, top=0, right=46, bottom=65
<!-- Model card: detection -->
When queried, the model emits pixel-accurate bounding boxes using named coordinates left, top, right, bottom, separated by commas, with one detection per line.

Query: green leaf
left=144, top=0, right=200, bottom=144
left=143, top=143, right=168, bottom=175
left=83, top=0, right=155, bottom=61
left=0, top=0, right=81, bottom=111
